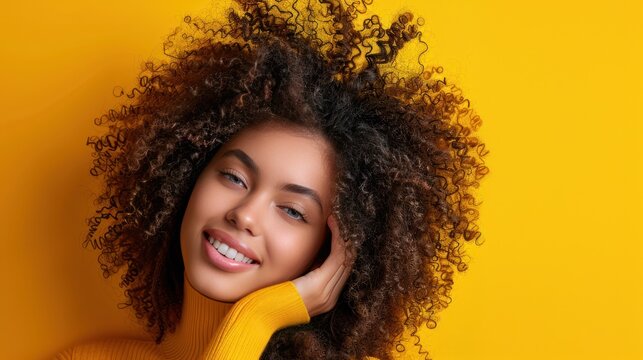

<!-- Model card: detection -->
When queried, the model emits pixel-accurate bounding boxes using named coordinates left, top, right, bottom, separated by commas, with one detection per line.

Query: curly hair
left=83, top=0, right=489, bottom=358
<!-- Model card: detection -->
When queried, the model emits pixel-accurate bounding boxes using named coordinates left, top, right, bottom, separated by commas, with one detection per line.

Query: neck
left=159, top=272, right=234, bottom=359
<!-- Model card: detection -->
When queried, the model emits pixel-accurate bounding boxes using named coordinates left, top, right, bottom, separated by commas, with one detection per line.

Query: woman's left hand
left=292, top=215, right=354, bottom=317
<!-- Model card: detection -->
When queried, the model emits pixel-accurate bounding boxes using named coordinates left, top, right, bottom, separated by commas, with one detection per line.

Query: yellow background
left=1, top=0, right=641, bottom=359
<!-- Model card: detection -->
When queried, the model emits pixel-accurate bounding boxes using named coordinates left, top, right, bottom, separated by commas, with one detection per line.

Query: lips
left=202, top=228, right=261, bottom=264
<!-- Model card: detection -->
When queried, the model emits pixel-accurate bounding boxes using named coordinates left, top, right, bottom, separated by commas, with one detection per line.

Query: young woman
left=55, top=0, right=488, bottom=358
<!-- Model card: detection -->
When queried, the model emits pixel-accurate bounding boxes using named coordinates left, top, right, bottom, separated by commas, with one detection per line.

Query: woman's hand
left=292, top=215, right=354, bottom=317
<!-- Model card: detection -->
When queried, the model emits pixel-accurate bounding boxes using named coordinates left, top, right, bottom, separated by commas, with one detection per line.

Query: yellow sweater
left=54, top=273, right=310, bottom=359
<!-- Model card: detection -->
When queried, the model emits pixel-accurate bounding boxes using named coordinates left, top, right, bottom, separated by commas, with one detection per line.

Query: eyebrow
left=221, top=149, right=324, bottom=212
left=281, top=183, right=324, bottom=212
left=222, top=149, right=260, bottom=176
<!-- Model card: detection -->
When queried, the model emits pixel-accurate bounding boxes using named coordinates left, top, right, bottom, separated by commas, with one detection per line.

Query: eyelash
left=219, top=170, right=308, bottom=223
left=220, top=169, right=247, bottom=188
left=280, top=206, right=308, bottom=222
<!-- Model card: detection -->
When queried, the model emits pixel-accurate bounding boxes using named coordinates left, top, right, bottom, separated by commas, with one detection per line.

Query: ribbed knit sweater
left=53, top=273, right=310, bottom=359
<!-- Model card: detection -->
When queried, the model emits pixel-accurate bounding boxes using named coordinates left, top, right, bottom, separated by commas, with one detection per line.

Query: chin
left=203, top=289, right=243, bottom=303
left=187, top=270, right=259, bottom=302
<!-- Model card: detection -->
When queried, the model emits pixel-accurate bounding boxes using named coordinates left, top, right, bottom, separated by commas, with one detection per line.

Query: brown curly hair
left=83, top=0, right=489, bottom=358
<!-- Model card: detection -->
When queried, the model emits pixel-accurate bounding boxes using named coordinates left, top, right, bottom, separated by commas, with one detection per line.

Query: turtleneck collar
left=159, top=272, right=235, bottom=360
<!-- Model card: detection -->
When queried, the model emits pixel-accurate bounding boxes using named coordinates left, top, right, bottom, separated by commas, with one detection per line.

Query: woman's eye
left=221, top=171, right=246, bottom=188
left=281, top=207, right=307, bottom=222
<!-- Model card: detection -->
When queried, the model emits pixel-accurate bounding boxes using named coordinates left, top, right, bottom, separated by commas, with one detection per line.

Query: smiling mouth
left=203, top=231, right=257, bottom=264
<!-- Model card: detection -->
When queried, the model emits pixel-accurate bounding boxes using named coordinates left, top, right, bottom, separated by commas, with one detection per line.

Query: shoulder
left=53, top=337, right=161, bottom=360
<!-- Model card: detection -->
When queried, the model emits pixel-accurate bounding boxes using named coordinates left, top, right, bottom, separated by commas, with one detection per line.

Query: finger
left=327, top=215, right=347, bottom=262
left=326, top=263, right=345, bottom=291
left=329, top=215, right=355, bottom=269
left=328, top=263, right=351, bottom=300
left=307, top=215, right=350, bottom=291
left=325, top=216, right=353, bottom=300
left=320, top=247, right=346, bottom=295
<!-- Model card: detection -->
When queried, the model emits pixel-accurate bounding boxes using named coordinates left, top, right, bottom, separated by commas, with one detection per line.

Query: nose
left=225, top=195, right=263, bottom=236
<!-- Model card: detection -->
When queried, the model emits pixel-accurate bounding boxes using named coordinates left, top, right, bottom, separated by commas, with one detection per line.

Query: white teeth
left=207, top=234, right=254, bottom=264
left=224, top=247, right=237, bottom=259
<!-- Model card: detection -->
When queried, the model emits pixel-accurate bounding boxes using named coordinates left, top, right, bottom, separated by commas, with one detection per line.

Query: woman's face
left=180, top=120, right=336, bottom=302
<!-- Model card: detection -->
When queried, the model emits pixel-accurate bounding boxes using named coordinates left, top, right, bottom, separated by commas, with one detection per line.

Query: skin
left=180, top=120, right=353, bottom=315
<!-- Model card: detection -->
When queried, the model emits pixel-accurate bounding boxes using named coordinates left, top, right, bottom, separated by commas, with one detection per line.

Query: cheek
left=270, top=230, right=322, bottom=277
left=189, top=181, right=233, bottom=218
left=181, top=182, right=227, bottom=244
